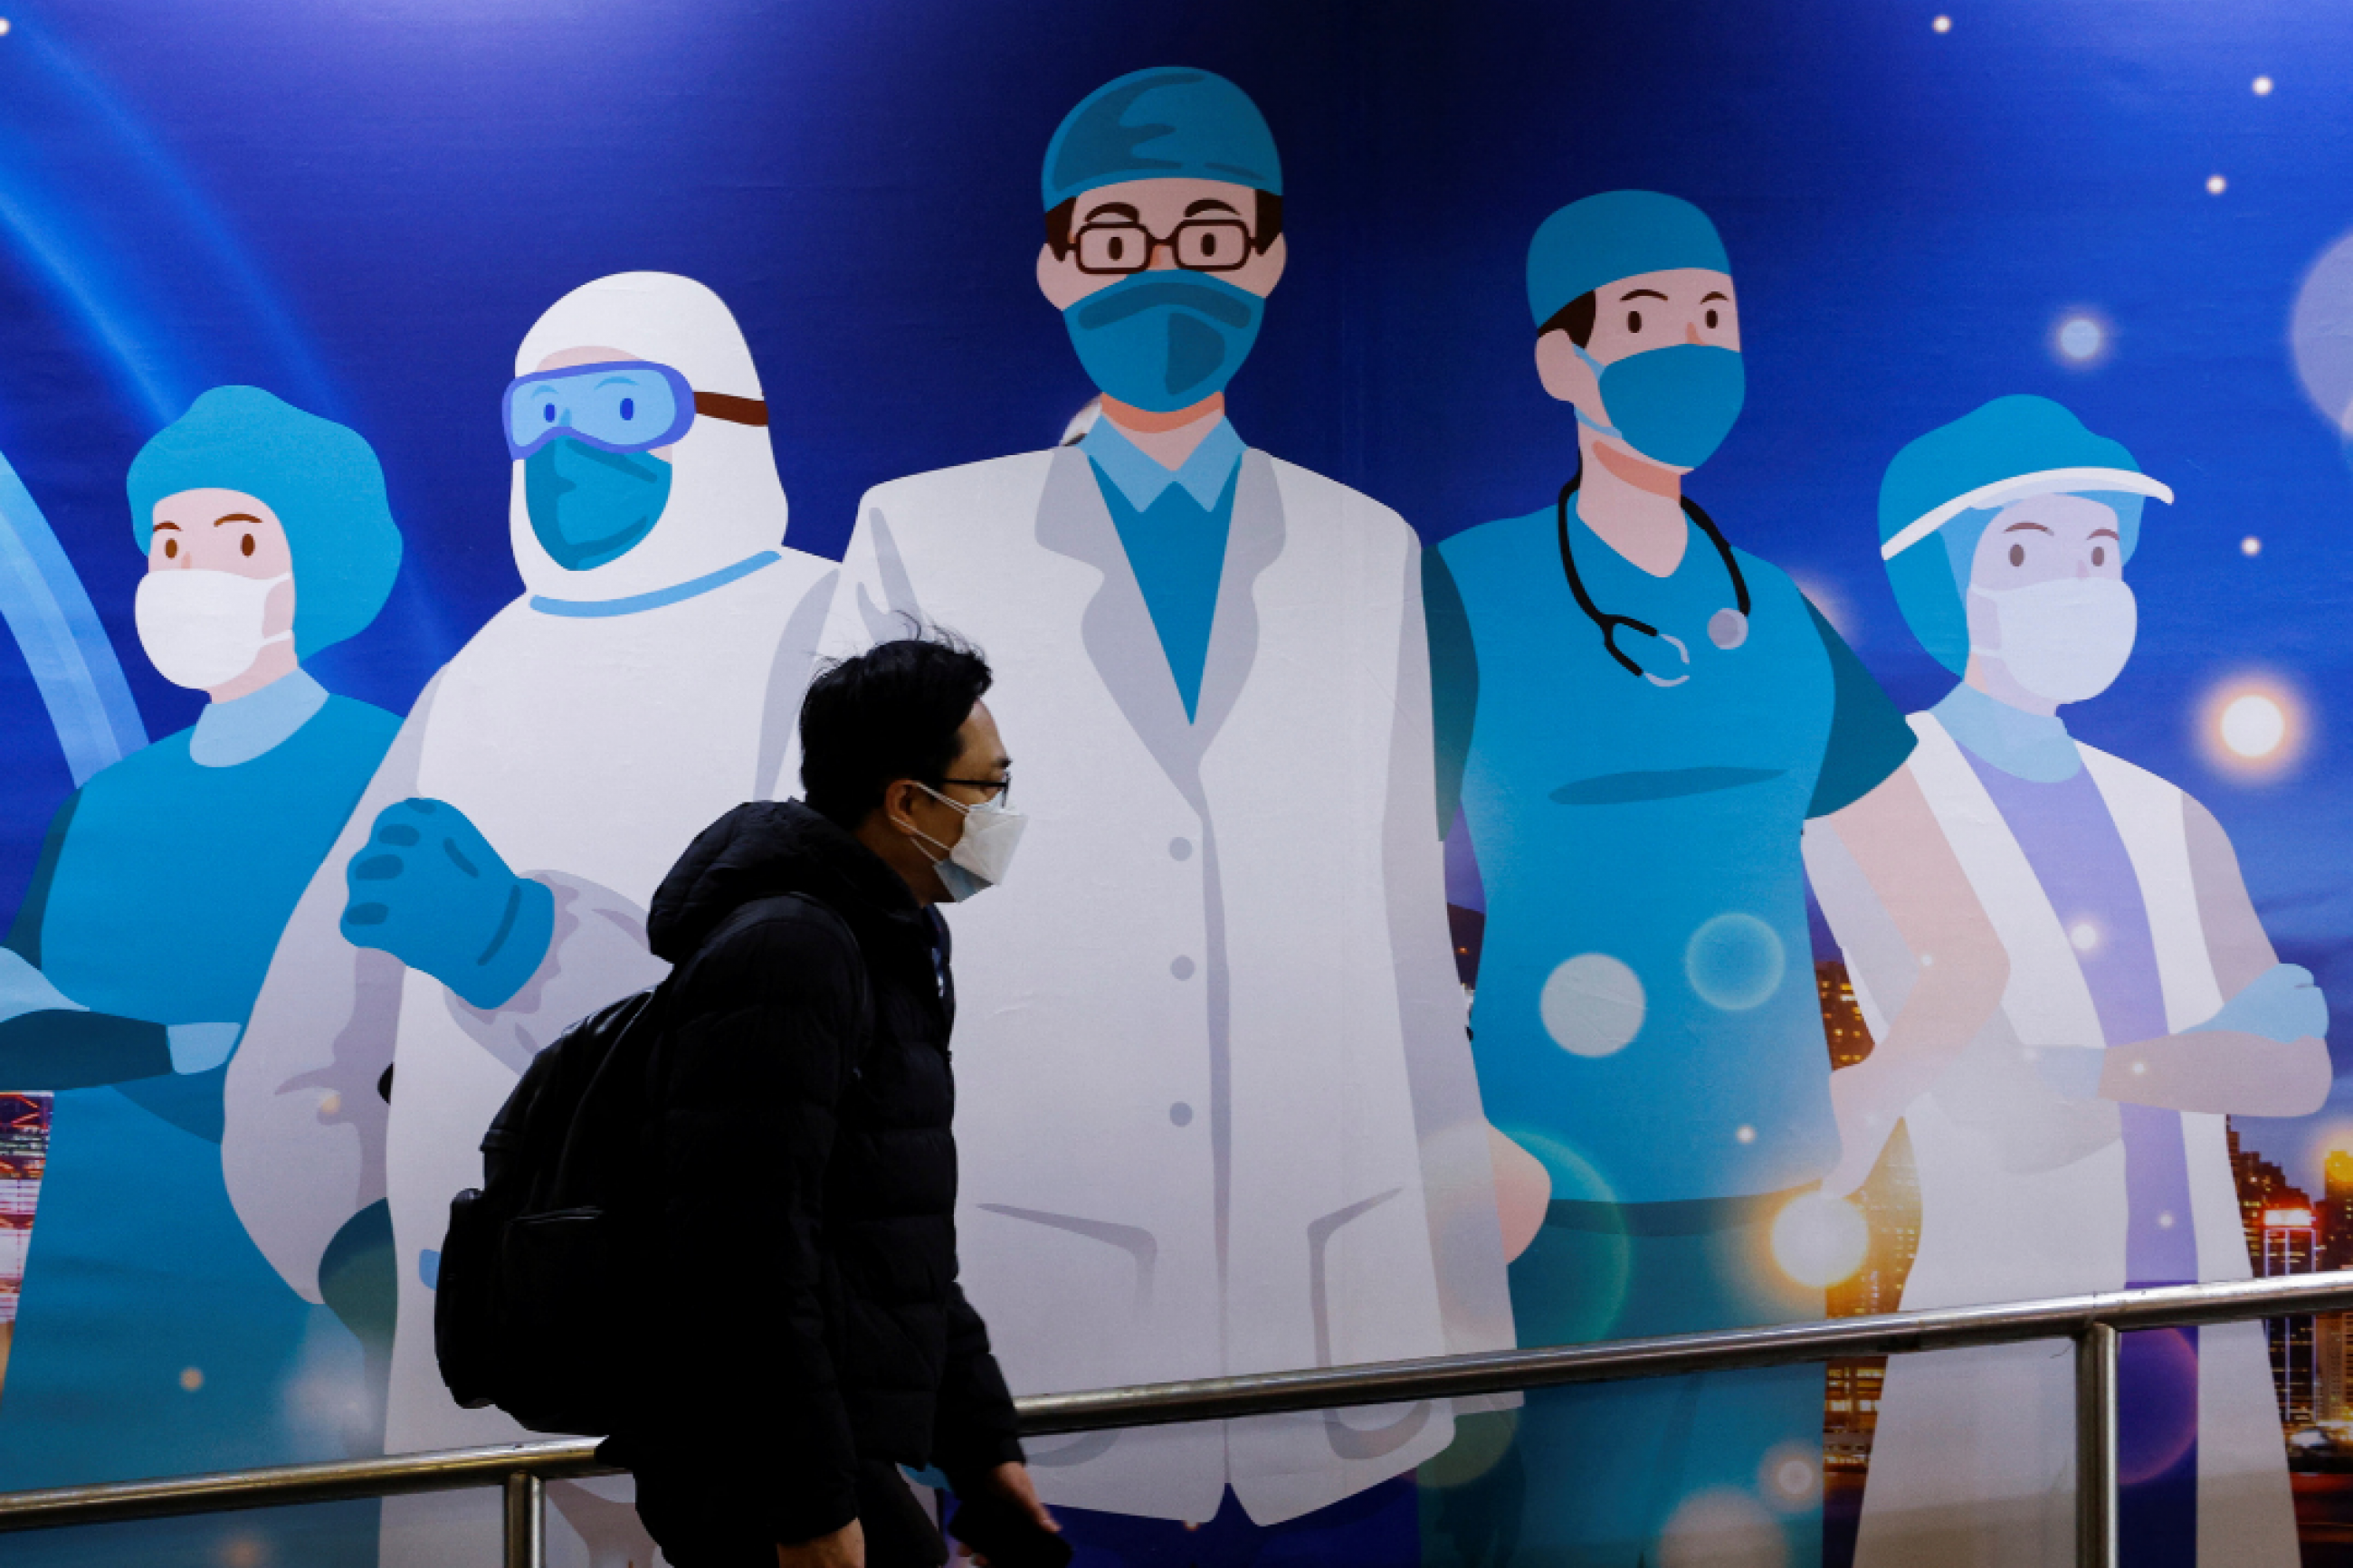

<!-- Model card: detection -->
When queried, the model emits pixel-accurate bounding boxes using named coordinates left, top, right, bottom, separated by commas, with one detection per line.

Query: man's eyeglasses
left=937, top=775, right=1013, bottom=808
left=1073, top=219, right=1254, bottom=276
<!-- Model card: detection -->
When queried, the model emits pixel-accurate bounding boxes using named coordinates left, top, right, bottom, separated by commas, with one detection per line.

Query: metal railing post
left=503, top=1471, right=545, bottom=1568
left=2074, top=1322, right=2119, bottom=1568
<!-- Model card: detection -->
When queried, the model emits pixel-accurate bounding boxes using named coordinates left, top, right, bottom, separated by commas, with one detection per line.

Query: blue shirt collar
left=1933, top=680, right=2082, bottom=783
left=1081, top=416, right=1245, bottom=512
left=190, top=668, right=329, bottom=768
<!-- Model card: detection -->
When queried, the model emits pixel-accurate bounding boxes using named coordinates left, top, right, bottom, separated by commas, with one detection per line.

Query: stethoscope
left=1556, top=471, right=1751, bottom=689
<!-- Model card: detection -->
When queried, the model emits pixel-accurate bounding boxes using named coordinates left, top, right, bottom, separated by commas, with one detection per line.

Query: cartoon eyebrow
left=1184, top=199, right=1240, bottom=216
left=2091, top=527, right=2120, bottom=540
left=1701, top=291, right=1729, bottom=302
left=1618, top=289, right=1670, bottom=302
left=2003, top=521, right=2053, bottom=534
left=1081, top=202, right=1140, bottom=223
left=594, top=375, right=642, bottom=390
left=212, top=513, right=264, bottom=527
left=151, top=520, right=181, bottom=531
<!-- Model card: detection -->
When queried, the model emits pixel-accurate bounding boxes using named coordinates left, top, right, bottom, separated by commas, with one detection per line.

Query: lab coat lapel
left=1033, top=444, right=1284, bottom=794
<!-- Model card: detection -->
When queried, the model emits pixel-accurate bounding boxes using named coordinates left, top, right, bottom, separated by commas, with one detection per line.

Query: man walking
left=623, top=634, right=1052, bottom=1568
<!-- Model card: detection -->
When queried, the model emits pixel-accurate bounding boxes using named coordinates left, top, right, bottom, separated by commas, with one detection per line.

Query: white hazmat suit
left=226, top=271, right=837, bottom=1566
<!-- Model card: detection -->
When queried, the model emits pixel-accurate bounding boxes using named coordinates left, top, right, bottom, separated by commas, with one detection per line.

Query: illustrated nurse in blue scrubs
left=0, top=386, right=402, bottom=1564
left=1424, top=193, right=1977, bottom=1566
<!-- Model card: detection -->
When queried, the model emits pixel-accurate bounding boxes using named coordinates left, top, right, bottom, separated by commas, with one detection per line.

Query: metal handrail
left=3, top=1270, right=2349, bottom=1567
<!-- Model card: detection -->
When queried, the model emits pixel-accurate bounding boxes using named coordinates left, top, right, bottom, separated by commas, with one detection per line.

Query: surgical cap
left=1879, top=395, right=2168, bottom=674
left=1043, top=67, right=1281, bottom=209
left=128, top=386, right=403, bottom=660
left=1527, top=191, right=1730, bottom=327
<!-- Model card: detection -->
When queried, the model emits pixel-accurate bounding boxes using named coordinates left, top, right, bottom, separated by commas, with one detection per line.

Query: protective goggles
left=501, top=360, right=767, bottom=460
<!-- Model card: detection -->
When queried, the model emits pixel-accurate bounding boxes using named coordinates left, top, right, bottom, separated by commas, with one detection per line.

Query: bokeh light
left=1661, top=1489, right=1788, bottom=1568
left=2242, top=535, right=2262, bottom=557
left=2207, top=174, right=2229, bottom=195
left=2052, top=309, right=2111, bottom=367
left=1931, top=14, right=1952, bottom=33
left=0, top=20, right=13, bottom=37
left=2291, top=230, right=2353, bottom=433
left=1758, top=1440, right=1823, bottom=1512
left=2068, top=918, right=2102, bottom=954
left=180, top=1365, right=205, bottom=1392
left=1540, top=953, right=1646, bottom=1057
left=1769, top=1192, right=1870, bottom=1288
left=1686, top=913, right=1785, bottom=1012
left=2197, top=673, right=2310, bottom=781
left=2253, top=75, right=2274, bottom=96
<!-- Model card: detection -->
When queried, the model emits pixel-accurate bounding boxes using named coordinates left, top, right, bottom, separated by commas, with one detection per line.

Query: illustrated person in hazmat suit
left=1423, top=192, right=1959, bottom=1568
left=224, top=272, right=838, bottom=1567
left=824, top=66, right=1521, bottom=1564
left=0, top=386, right=402, bottom=1568
left=1804, top=395, right=2324, bottom=1567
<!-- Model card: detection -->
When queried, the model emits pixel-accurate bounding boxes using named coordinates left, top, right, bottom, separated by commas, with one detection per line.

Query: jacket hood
left=649, top=800, right=924, bottom=965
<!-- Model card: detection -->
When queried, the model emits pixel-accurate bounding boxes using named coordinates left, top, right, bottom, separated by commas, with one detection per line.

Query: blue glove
left=341, top=799, right=555, bottom=1011
left=167, top=1022, right=242, bottom=1075
left=0, top=947, right=84, bottom=1024
left=2190, top=963, right=2329, bottom=1044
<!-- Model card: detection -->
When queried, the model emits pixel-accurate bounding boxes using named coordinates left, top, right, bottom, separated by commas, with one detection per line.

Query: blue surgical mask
left=1063, top=272, right=1264, bottom=413
left=523, top=436, right=673, bottom=572
left=1572, top=342, right=1746, bottom=470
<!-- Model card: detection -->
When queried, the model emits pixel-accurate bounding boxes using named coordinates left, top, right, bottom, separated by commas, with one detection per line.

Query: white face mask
left=1970, top=576, right=2137, bottom=707
left=135, top=569, right=292, bottom=691
left=910, top=783, right=1027, bottom=902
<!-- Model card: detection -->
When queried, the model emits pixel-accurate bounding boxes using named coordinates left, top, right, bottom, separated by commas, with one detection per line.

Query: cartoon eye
left=620, top=397, right=635, bottom=421
left=1109, top=235, right=1127, bottom=261
left=2092, top=545, right=2106, bottom=566
left=1706, top=309, right=1720, bottom=328
left=163, top=537, right=177, bottom=559
left=542, top=404, right=556, bottom=423
left=241, top=534, right=255, bottom=557
left=1627, top=311, right=1643, bottom=333
left=2008, top=543, right=2025, bottom=566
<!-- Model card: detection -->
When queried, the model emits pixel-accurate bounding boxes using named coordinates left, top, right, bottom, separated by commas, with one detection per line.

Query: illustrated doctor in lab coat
left=824, top=66, right=1519, bottom=1557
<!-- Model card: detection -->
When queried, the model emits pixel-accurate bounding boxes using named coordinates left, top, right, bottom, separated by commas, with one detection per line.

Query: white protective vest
left=1803, top=712, right=2295, bottom=1568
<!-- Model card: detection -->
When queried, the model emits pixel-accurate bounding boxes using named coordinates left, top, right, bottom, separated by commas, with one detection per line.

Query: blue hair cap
left=128, top=386, right=403, bottom=660
left=1880, top=395, right=2158, bottom=674
left=1527, top=192, right=1729, bottom=327
left=1043, top=67, right=1281, bottom=210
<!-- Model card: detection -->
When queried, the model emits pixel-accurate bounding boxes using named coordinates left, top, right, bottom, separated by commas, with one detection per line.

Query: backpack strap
left=710, top=891, right=876, bottom=1068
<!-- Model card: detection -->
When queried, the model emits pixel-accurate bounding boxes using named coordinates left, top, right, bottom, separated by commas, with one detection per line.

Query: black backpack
left=433, top=981, right=669, bottom=1436
left=433, top=893, right=870, bottom=1437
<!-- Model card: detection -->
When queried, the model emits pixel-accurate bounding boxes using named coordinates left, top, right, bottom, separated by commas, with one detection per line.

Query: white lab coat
left=224, top=273, right=837, bottom=1568
left=827, top=442, right=1512, bottom=1525
left=1803, top=712, right=2297, bottom=1568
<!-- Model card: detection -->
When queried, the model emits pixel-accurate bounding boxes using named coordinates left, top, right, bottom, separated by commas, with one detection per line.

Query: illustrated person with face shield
left=825, top=66, right=1518, bottom=1562
left=1423, top=192, right=1963, bottom=1566
left=1802, top=395, right=2323, bottom=1567
left=0, top=386, right=402, bottom=1565
left=223, top=273, right=838, bottom=1567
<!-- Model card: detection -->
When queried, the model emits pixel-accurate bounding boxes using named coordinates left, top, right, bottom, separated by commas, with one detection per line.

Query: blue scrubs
left=0, top=687, right=397, bottom=1566
left=1423, top=496, right=1911, bottom=1566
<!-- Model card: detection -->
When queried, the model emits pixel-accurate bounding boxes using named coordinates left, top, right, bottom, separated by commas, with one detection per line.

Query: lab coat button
left=1170, top=955, right=1196, bottom=980
left=1169, top=836, right=1194, bottom=860
left=1170, top=1102, right=1194, bottom=1126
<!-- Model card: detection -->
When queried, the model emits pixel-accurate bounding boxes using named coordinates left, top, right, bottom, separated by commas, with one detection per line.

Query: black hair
left=799, top=628, right=995, bottom=829
left=1044, top=190, right=1285, bottom=259
left=1538, top=290, right=1598, bottom=347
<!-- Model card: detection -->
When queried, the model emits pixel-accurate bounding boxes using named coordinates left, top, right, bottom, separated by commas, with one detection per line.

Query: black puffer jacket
left=626, top=800, right=1022, bottom=1543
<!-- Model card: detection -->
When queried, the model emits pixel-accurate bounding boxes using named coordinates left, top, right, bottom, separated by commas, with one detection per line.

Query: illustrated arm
left=0, top=792, right=174, bottom=1085
left=436, top=871, right=670, bottom=1077
left=1386, top=536, right=1525, bottom=1373
left=2073, top=795, right=2329, bottom=1117
left=1424, top=547, right=1478, bottom=840
left=1802, top=599, right=1917, bottom=820
left=224, top=679, right=436, bottom=1301
left=653, top=912, right=864, bottom=1543
left=1814, top=765, right=2011, bottom=1197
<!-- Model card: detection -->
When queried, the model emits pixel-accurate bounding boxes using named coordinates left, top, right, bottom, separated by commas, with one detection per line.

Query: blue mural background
left=1, top=0, right=2351, bottom=1472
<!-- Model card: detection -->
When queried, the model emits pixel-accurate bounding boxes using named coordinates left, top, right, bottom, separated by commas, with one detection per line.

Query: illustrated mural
left=0, top=5, right=2348, bottom=1568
